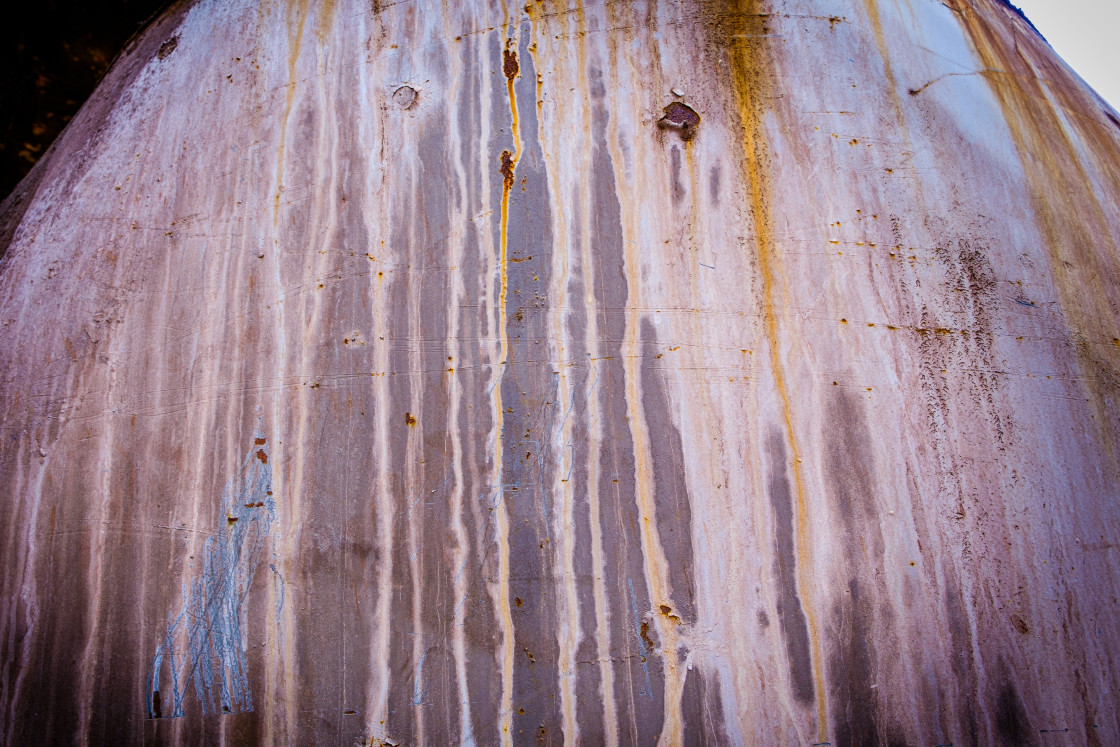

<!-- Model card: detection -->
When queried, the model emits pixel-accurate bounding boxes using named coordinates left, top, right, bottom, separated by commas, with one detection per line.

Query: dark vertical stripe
left=765, top=431, right=815, bottom=704
left=498, top=26, right=564, bottom=745
left=681, top=666, right=729, bottom=746
left=586, top=64, right=664, bottom=744
left=823, top=388, right=890, bottom=743
left=639, top=318, right=697, bottom=625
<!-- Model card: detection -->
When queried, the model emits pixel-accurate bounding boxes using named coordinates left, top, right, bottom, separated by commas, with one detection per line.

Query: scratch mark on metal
left=146, top=437, right=275, bottom=718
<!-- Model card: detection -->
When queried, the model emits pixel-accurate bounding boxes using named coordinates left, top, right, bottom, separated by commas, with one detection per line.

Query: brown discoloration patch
left=255, top=449, right=267, bottom=464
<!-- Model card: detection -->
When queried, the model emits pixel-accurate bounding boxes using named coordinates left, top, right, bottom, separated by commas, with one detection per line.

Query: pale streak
left=531, top=9, right=582, bottom=743
left=442, top=3, right=476, bottom=742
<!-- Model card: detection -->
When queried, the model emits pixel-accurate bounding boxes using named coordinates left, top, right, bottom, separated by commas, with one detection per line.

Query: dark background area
left=0, top=0, right=170, bottom=202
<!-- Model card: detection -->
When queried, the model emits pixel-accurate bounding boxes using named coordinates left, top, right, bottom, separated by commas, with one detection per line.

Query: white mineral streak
left=1, top=0, right=1119, bottom=744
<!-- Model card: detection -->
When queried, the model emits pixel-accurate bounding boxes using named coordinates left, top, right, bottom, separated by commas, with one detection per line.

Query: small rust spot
left=500, top=150, right=515, bottom=189
left=1011, top=614, right=1030, bottom=635
left=639, top=620, right=654, bottom=650
left=659, top=604, right=682, bottom=623
left=255, top=437, right=267, bottom=445
left=343, top=709, right=357, bottom=715
left=658, top=101, right=701, bottom=140
left=518, top=707, right=525, bottom=715
left=158, top=36, right=179, bottom=60
left=503, top=45, right=519, bottom=80
left=405, top=412, right=417, bottom=427
left=256, top=449, right=268, bottom=464
left=514, top=597, right=523, bottom=607
left=228, top=516, right=239, bottom=525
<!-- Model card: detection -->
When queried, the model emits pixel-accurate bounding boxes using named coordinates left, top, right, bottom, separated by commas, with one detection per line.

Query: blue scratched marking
left=412, top=650, right=430, bottom=706
left=268, top=563, right=285, bottom=624
left=627, top=578, right=654, bottom=700
left=147, top=437, right=276, bottom=718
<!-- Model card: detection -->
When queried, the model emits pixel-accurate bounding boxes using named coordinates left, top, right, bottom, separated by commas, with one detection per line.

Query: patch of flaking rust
left=500, top=151, right=515, bottom=190
left=503, top=45, right=519, bottom=81
left=658, top=101, right=701, bottom=141
left=725, top=1, right=829, bottom=736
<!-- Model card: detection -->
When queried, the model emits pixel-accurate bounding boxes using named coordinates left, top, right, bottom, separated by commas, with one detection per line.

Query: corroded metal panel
left=1, top=0, right=1119, bottom=744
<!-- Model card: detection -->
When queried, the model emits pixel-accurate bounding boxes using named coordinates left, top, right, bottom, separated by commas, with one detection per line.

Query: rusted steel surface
left=1, top=0, right=1119, bottom=743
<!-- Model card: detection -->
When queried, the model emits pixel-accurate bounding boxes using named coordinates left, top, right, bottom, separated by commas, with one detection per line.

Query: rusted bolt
left=658, top=101, right=700, bottom=140
left=393, top=86, right=418, bottom=109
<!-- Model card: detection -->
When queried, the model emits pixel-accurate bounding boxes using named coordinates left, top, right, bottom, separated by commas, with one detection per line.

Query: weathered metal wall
left=1, top=0, right=1119, bottom=743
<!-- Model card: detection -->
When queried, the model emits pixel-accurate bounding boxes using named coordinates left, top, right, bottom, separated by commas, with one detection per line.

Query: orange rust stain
left=404, top=412, right=417, bottom=427
left=727, top=1, right=828, bottom=736
left=256, top=449, right=268, bottom=464
left=315, top=0, right=336, bottom=43
left=255, top=437, right=267, bottom=445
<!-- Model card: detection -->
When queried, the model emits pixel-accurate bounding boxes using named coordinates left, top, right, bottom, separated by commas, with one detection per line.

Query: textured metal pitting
left=1, top=0, right=1119, bottom=744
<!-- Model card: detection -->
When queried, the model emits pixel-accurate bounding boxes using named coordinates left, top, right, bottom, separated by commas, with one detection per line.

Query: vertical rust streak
left=494, top=24, right=521, bottom=747
left=726, top=2, right=828, bottom=738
